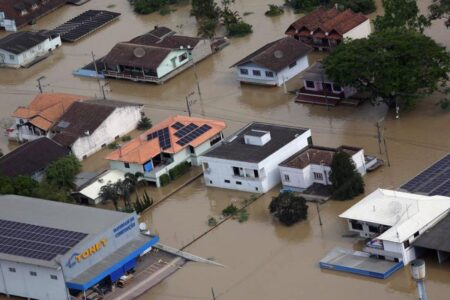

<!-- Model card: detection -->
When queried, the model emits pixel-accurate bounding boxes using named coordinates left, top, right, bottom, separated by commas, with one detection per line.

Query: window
left=305, top=80, right=315, bottom=88
left=124, top=162, right=130, bottom=168
left=236, top=181, right=242, bottom=185
left=203, top=162, right=209, bottom=169
left=413, top=231, right=419, bottom=238
left=224, top=180, right=230, bottom=183
left=307, top=136, right=313, bottom=145
left=240, top=68, right=248, bottom=75
left=179, top=53, right=188, bottom=62
left=101, top=143, right=106, bottom=148
left=8, top=267, right=16, bottom=272
left=30, top=271, right=37, bottom=276
left=403, top=240, right=410, bottom=249
left=368, top=225, right=379, bottom=233
left=252, top=70, right=261, bottom=77
left=255, top=187, right=258, bottom=191
left=9, top=54, right=14, bottom=60
left=284, top=174, right=290, bottom=182
left=210, top=134, right=222, bottom=146
left=265, top=71, right=274, bottom=78
left=332, top=84, right=342, bottom=92
left=254, top=170, right=259, bottom=178
left=233, top=167, right=240, bottom=176
left=209, top=180, right=213, bottom=184
left=289, top=61, right=297, bottom=69
left=50, top=275, right=58, bottom=280
left=189, top=145, right=195, bottom=154
left=313, top=172, right=323, bottom=180
left=350, top=220, right=363, bottom=231
left=115, top=135, right=120, bottom=140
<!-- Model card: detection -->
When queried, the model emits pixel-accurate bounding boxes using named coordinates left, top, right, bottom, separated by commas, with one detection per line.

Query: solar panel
left=176, top=124, right=212, bottom=146
left=171, top=122, right=184, bottom=130
left=175, top=123, right=199, bottom=138
left=0, top=219, right=88, bottom=261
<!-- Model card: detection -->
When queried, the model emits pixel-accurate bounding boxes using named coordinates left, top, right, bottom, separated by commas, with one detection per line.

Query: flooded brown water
left=0, top=0, right=449, bottom=299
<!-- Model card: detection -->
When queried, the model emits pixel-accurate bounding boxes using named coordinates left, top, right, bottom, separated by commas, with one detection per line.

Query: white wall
left=72, top=106, right=142, bottom=160
left=275, top=55, right=309, bottom=86
left=157, top=49, right=190, bottom=78
left=343, top=19, right=371, bottom=40
left=0, top=261, right=67, bottom=300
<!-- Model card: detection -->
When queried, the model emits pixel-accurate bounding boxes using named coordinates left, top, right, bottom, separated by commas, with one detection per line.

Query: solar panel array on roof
left=0, top=219, right=87, bottom=261
left=147, top=128, right=171, bottom=150
left=401, top=154, right=450, bottom=197
left=177, top=124, right=212, bottom=146
left=175, top=123, right=198, bottom=138
left=171, top=122, right=184, bottom=130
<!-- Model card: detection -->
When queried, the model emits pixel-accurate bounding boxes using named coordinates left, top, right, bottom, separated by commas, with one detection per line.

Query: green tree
left=131, top=0, right=181, bottom=14
left=265, top=4, right=284, bottom=17
left=429, top=0, right=450, bottom=27
left=137, top=116, right=152, bottom=130
left=329, top=151, right=364, bottom=200
left=374, top=0, right=430, bottom=32
left=45, top=155, right=81, bottom=190
left=0, top=175, right=14, bottom=194
left=32, top=182, right=70, bottom=202
left=332, top=0, right=376, bottom=14
left=99, top=182, right=120, bottom=210
left=285, top=0, right=322, bottom=12
left=324, top=29, right=450, bottom=109
left=13, top=176, right=39, bottom=196
left=269, top=192, right=308, bottom=226
left=192, top=0, right=220, bottom=19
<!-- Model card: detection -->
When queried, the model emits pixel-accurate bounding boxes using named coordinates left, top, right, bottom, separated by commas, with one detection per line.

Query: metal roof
left=413, top=214, right=450, bottom=252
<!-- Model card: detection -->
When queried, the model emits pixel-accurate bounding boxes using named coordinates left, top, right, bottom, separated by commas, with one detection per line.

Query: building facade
left=201, top=123, right=312, bottom=193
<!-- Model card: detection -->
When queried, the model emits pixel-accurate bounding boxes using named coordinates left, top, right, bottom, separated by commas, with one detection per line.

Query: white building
left=231, top=37, right=312, bottom=86
left=0, top=31, right=61, bottom=68
left=0, top=194, right=159, bottom=300
left=279, top=145, right=368, bottom=191
left=106, top=115, right=227, bottom=187
left=339, top=189, right=450, bottom=264
left=201, top=122, right=312, bottom=193
left=51, top=99, right=144, bottom=160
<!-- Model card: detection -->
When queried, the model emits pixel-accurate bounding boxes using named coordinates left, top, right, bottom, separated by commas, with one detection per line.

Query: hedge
left=159, top=174, right=171, bottom=186
left=169, top=161, right=191, bottom=180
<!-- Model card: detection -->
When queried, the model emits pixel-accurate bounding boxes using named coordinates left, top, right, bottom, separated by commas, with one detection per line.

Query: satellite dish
left=389, top=201, right=402, bottom=215
left=274, top=50, right=283, bottom=59
left=139, top=222, right=148, bottom=231
left=133, top=47, right=146, bottom=58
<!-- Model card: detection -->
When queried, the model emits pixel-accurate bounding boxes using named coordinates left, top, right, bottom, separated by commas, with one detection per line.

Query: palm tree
left=124, top=172, right=145, bottom=203
left=99, top=182, right=120, bottom=211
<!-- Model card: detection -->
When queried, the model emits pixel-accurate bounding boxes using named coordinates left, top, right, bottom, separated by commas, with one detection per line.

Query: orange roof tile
left=11, top=93, right=87, bottom=131
left=106, top=115, right=227, bottom=164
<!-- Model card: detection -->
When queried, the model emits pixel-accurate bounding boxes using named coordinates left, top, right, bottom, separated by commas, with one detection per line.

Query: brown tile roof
left=0, top=0, right=66, bottom=29
left=131, top=34, right=202, bottom=50
left=285, top=6, right=368, bottom=36
left=52, top=100, right=142, bottom=146
left=0, top=137, right=69, bottom=178
left=280, top=145, right=361, bottom=169
left=11, top=93, right=87, bottom=131
left=231, top=37, right=312, bottom=72
left=106, top=115, right=227, bottom=164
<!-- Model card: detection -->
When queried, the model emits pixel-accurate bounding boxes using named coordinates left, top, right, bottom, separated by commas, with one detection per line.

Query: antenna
left=133, top=47, right=146, bottom=58
left=274, top=50, right=283, bottom=59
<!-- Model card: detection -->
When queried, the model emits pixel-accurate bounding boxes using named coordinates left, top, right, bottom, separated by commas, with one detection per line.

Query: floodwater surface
left=0, top=0, right=449, bottom=299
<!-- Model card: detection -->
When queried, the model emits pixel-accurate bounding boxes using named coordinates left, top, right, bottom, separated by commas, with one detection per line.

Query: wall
left=8, top=118, right=48, bottom=142
left=275, top=55, right=309, bottom=86
left=192, top=39, right=212, bottom=63
left=343, top=19, right=371, bottom=40
left=71, top=106, right=142, bottom=160
left=0, top=261, right=67, bottom=300
left=0, top=11, right=17, bottom=31
left=235, top=62, right=278, bottom=86
left=157, top=49, right=190, bottom=78
left=351, top=149, right=367, bottom=175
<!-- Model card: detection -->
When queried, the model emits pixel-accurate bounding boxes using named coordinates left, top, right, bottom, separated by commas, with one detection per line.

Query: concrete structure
left=0, top=31, right=61, bottom=68
left=201, top=122, right=312, bottom=193
left=340, top=189, right=450, bottom=264
left=279, top=145, right=367, bottom=191
left=106, top=115, right=226, bottom=187
left=0, top=195, right=159, bottom=300
left=51, top=100, right=143, bottom=160
left=71, top=170, right=126, bottom=205
left=285, top=6, right=371, bottom=51
left=231, top=37, right=312, bottom=86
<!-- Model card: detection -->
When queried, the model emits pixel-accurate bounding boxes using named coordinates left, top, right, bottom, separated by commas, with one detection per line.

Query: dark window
left=189, top=145, right=195, bottom=154
left=233, top=167, right=240, bottom=176
left=124, top=162, right=130, bottom=168
left=30, top=271, right=37, bottom=276
left=403, top=240, right=410, bottom=249
left=179, top=53, right=188, bottom=62
left=203, top=162, right=209, bottom=169
left=255, top=187, right=258, bottom=191
left=265, top=71, right=274, bottom=78
left=289, top=61, right=297, bottom=69
left=236, top=181, right=242, bottom=185
left=209, top=180, right=213, bottom=184
left=254, top=170, right=259, bottom=178
left=368, top=225, right=379, bottom=233
left=333, top=84, right=342, bottom=92
left=322, top=83, right=332, bottom=91
left=210, top=134, right=222, bottom=146
left=305, top=80, right=315, bottom=88
left=9, top=54, right=15, bottom=60
left=224, top=180, right=230, bottom=183
left=307, top=136, right=313, bottom=145
left=252, top=70, right=261, bottom=76
left=9, top=267, right=16, bottom=272
left=413, top=231, right=419, bottom=238
left=284, top=174, right=290, bottom=182
left=350, top=220, right=363, bottom=231
left=240, top=68, right=248, bottom=75
left=115, top=135, right=120, bottom=140
left=82, top=155, right=87, bottom=160
left=313, top=172, right=323, bottom=180
left=101, top=143, right=106, bottom=148
left=50, top=275, right=57, bottom=280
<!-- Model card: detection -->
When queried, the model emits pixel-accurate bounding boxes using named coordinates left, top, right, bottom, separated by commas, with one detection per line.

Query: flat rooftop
left=280, top=145, right=360, bottom=169
left=413, top=213, right=450, bottom=253
left=202, top=122, right=309, bottom=163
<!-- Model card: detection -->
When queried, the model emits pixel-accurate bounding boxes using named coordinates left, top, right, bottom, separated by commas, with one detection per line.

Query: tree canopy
left=324, top=29, right=450, bottom=109
left=45, top=154, right=81, bottom=190
left=428, top=0, right=450, bottom=27
left=329, top=151, right=364, bottom=200
left=332, top=0, right=376, bottom=14
left=374, top=0, right=430, bottom=32
left=269, top=192, right=308, bottom=226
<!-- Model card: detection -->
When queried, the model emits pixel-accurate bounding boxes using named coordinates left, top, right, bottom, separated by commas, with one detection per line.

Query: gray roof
left=0, top=31, right=50, bottom=54
left=413, top=214, right=450, bottom=253
left=202, top=122, right=308, bottom=163
left=0, top=195, right=129, bottom=267
left=301, top=61, right=330, bottom=82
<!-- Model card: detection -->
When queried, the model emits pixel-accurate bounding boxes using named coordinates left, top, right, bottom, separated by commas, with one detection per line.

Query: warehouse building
left=0, top=195, right=159, bottom=300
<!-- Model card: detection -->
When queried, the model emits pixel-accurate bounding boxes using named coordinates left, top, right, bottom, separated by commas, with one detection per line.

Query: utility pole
left=211, top=287, right=216, bottom=300
left=91, top=51, right=103, bottom=97
left=188, top=48, right=205, bottom=116
left=36, top=76, right=46, bottom=93
left=376, top=119, right=384, bottom=155
left=383, top=137, right=391, bottom=167
left=315, top=201, right=323, bottom=227
left=185, top=91, right=195, bottom=117
left=101, top=81, right=110, bottom=100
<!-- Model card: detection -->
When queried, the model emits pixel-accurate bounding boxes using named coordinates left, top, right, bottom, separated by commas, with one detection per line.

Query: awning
left=66, top=235, right=159, bottom=291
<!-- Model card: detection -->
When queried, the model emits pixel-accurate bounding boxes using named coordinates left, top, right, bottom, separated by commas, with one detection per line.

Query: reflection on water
left=0, top=0, right=449, bottom=299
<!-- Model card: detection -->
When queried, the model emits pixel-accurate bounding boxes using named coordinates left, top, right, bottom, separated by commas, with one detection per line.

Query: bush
left=108, top=142, right=119, bottom=149
left=198, top=18, right=219, bottom=37
left=269, top=192, right=308, bottom=226
left=168, top=161, right=191, bottom=180
left=237, top=209, right=249, bottom=223
left=332, top=0, right=376, bottom=14
left=265, top=4, right=284, bottom=16
left=133, top=190, right=154, bottom=214
left=137, top=116, right=152, bottom=130
left=45, top=155, right=81, bottom=190
left=133, top=0, right=168, bottom=14
left=121, top=135, right=132, bottom=142
left=227, top=21, right=253, bottom=37
left=329, top=151, right=365, bottom=200
left=159, top=174, right=171, bottom=186
left=208, top=216, right=218, bottom=226
left=285, top=0, right=321, bottom=12
left=222, top=204, right=238, bottom=217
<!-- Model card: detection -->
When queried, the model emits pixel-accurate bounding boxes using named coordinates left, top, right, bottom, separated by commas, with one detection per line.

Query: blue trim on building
left=66, top=236, right=159, bottom=291
left=319, top=261, right=404, bottom=279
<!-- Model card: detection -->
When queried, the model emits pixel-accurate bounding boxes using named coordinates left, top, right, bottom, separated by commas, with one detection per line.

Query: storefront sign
left=113, top=216, right=135, bottom=238
left=66, top=238, right=108, bottom=268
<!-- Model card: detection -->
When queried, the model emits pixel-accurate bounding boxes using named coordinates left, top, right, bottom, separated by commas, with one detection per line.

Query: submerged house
left=0, top=31, right=61, bottom=68
left=285, top=6, right=371, bottom=51
left=106, top=115, right=226, bottom=187
left=8, top=93, right=86, bottom=142
left=231, top=37, right=312, bottom=86
left=279, top=145, right=369, bottom=191
left=200, top=122, right=312, bottom=193
left=0, top=0, right=66, bottom=31
left=100, top=26, right=226, bottom=84
left=51, top=100, right=143, bottom=160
